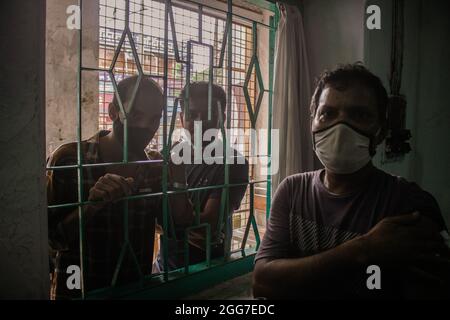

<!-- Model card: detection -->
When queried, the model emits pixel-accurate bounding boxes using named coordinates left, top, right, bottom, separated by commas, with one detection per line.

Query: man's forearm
left=253, top=236, right=370, bottom=298
left=58, top=205, right=99, bottom=249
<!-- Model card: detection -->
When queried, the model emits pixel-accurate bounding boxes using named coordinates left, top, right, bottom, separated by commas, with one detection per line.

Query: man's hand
left=88, top=173, right=135, bottom=212
left=362, top=212, right=447, bottom=266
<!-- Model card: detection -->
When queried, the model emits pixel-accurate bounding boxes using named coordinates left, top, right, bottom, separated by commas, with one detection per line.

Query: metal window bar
left=99, top=0, right=262, bottom=252
left=48, top=0, right=278, bottom=299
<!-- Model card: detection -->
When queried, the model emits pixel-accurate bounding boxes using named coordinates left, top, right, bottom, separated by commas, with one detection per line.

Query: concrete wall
left=302, top=0, right=365, bottom=83
left=365, top=0, right=450, bottom=227
left=46, top=0, right=99, bottom=156
left=0, top=1, right=49, bottom=299
left=300, top=0, right=365, bottom=169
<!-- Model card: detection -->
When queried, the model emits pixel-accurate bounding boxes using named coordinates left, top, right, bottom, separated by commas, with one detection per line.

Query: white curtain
left=272, top=4, right=315, bottom=193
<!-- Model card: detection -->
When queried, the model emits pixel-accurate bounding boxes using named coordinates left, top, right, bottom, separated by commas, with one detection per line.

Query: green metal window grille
left=48, top=0, right=278, bottom=299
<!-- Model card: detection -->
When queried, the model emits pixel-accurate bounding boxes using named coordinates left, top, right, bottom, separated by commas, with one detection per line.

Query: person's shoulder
left=47, top=142, right=79, bottom=166
left=377, top=168, right=447, bottom=230
left=375, top=168, right=428, bottom=194
left=277, top=170, right=320, bottom=193
left=47, top=131, right=106, bottom=166
left=376, top=168, right=442, bottom=209
left=283, top=170, right=319, bottom=184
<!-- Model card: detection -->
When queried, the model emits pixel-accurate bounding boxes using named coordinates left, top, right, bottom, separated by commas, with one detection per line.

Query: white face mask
left=313, top=123, right=375, bottom=174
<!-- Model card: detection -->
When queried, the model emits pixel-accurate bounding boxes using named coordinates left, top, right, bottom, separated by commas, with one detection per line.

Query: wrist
left=85, top=203, right=103, bottom=215
left=350, top=235, right=372, bottom=266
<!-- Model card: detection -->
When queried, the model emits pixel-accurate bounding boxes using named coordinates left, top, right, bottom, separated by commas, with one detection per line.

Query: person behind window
left=253, top=63, right=450, bottom=299
left=47, top=76, right=192, bottom=299
left=157, top=81, right=249, bottom=271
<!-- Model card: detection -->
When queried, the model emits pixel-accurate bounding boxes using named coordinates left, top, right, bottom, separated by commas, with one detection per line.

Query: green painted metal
left=51, top=0, right=278, bottom=300
left=161, top=0, right=171, bottom=282
left=194, top=191, right=201, bottom=225
left=214, top=90, right=227, bottom=244
left=47, top=159, right=164, bottom=171
left=47, top=180, right=269, bottom=211
left=168, top=100, right=180, bottom=242
left=198, top=5, right=203, bottom=43
left=182, top=0, right=275, bottom=28
left=168, top=1, right=182, bottom=63
left=250, top=185, right=261, bottom=250
left=84, top=250, right=256, bottom=299
left=223, top=0, right=233, bottom=263
left=77, top=0, right=86, bottom=299
left=246, top=0, right=277, bottom=13
left=109, top=0, right=147, bottom=289
left=243, top=22, right=266, bottom=129
left=240, top=183, right=261, bottom=251
left=184, top=39, right=191, bottom=121
left=208, top=42, right=213, bottom=121
left=185, top=40, right=215, bottom=121
left=184, top=223, right=211, bottom=274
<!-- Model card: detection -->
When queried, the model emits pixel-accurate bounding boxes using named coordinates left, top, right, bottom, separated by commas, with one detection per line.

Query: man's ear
left=108, top=103, right=119, bottom=122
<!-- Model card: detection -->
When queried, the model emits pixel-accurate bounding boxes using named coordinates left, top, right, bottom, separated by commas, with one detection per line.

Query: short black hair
left=179, top=81, right=227, bottom=113
left=112, top=75, right=163, bottom=113
left=310, top=63, right=388, bottom=124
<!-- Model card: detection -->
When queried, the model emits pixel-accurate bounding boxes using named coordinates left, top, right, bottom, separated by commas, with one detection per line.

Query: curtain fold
left=272, top=4, right=315, bottom=193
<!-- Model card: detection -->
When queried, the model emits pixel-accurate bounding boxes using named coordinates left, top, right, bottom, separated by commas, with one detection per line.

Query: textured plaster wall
left=0, top=1, right=49, bottom=299
left=46, top=0, right=99, bottom=156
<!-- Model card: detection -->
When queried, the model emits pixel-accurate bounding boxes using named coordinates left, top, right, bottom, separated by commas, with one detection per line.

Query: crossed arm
left=253, top=211, right=450, bottom=299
